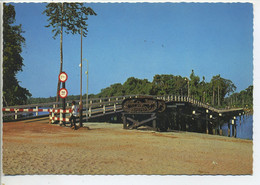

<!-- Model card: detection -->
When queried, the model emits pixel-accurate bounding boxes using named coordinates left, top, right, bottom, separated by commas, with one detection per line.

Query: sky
left=10, top=2, right=253, bottom=98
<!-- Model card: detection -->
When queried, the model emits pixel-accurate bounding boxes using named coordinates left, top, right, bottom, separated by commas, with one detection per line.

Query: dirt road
left=3, top=119, right=253, bottom=175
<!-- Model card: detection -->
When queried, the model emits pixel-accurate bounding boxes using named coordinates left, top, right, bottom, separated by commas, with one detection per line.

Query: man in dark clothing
left=69, top=101, right=78, bottom=130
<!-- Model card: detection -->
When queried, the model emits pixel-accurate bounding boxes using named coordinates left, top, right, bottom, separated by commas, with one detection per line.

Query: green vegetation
left=3, top=4, right=31, bottom=106
left=43, top=3, right=96, bottom=103
left=224, top=85, right=253, bottom=109
left=27, top=70, right=252, bottom=111
left=97, top=70, right=239, bottom=108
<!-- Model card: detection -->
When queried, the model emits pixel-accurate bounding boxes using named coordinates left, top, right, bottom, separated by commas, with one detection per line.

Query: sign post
left=59, top=72, right=68, bottom=125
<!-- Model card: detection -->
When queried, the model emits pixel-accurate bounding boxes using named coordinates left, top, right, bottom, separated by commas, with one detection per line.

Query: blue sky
left=11, top=2, right=253, bottom=98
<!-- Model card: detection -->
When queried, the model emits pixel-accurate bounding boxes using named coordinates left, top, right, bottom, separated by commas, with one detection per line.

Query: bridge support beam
left=206, top=113, right=209, bottom=134
left=228, top=121, right=231, bottom=137
left=122, top=113, right=157, bottom=131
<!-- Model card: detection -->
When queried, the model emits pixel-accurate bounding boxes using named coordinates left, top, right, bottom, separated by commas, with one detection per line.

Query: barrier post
left=89, top=106, right=92, bottom=117
left=36, top=106, right=39, bottom=116
left=15, top=109, right=18, bottom=120
left=52, top=104, right=55, bottom=123
left=103, top=104, right=106, bottom=114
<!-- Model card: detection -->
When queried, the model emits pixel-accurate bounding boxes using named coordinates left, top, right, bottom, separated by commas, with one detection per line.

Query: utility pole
left=84, top=59, right=89, bottom=121
left=218, top=85, right=220, bottom=106
left=79, top=27, right=83, bottom=127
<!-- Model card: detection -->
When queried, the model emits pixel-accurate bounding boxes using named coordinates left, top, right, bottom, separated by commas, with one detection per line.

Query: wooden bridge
left=2, top=94, right=246, bottom=137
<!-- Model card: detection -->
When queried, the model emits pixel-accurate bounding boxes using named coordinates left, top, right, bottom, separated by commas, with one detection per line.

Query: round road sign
left=59, top=88, right=68, bottom=98
left=59, top=72, right=68, bottom=83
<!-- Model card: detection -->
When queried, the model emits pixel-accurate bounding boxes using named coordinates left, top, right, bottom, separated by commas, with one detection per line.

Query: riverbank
left=3, top=121, right=253, bottom=175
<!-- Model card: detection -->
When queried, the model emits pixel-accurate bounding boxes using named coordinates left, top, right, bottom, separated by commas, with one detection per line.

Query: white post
left=114, top=103, right=116, bottom=112
left=52, top=104, right=55, bottom=123
left=59, top=111, right=62, bottom=124
left=15, top=109, right=18, bottom=120
left=89, top=106, right=92, bottom=117
left=103, top=105, right=106, bottom=114
left=36, top=106, right=39, bottom=116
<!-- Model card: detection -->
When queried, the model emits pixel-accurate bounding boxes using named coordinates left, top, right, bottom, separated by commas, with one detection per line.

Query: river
left=221, top=114, right=253, bottom=140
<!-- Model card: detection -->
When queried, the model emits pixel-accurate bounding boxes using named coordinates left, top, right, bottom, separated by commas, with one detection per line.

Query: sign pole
left=58, top=71, right=68, bottom=125
left=79, top=27, right=83, bottom=127
left=62, top=81, right=66, bottom=124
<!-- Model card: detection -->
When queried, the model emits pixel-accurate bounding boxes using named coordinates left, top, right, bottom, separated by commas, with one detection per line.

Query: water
left=34, top=107, right=51, bottom=116
left=22, top=107, right=51, bottom=117
left=221, top=114, right=253, bottom=140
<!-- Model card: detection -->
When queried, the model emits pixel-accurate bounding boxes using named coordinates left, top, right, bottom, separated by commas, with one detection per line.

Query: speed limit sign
left=59, top=88, right=68, bottom=99
left=59, top=72, right=68, bottom=83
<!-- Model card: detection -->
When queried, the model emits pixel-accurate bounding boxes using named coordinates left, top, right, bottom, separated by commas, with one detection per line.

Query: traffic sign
left=59, top=72, right=68, bottom=83
left=59, top=88, right=68, bottom=98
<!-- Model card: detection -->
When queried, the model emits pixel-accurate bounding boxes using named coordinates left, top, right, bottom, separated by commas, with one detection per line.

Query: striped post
left=49, top=112, right=52, bottom=124
left=52, top=105, right=55, bottom=123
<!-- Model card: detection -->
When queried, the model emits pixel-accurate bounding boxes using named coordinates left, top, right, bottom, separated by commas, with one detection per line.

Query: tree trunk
left=55, top=3, right=64, bottom=106
left=212, top=90, right=215, bottom=106
left=218, top=85, right=220, bottom=106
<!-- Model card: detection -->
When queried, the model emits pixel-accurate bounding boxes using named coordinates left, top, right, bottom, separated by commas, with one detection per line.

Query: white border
left=1, top=0, right=259, bottom=185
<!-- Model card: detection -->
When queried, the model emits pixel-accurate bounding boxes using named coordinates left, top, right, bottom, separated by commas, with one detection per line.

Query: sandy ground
left=3, top=117, right=253, bottom=175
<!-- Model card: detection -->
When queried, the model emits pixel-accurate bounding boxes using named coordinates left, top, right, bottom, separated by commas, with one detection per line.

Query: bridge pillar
left=231, top=118, right=237, bottom=138
left=177, top=113, right=181, bottom=131
left=152, top=118, right=157, bottom=130
left=205, top=110, right=209, bottom=134
left=123, top=114, right=127, bottom=129
left=219, top=120, right=223, bottom=136
left=228, top=120, right=231, bottom=137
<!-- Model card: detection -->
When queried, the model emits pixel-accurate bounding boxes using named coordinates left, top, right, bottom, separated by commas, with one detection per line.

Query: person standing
left=69, top=101, right=78, bottom=130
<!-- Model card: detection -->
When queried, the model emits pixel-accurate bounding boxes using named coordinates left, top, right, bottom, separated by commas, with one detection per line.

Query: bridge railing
left=2, top=94, right=243, bottom=121
left=2, top=94, right=139, bottom=121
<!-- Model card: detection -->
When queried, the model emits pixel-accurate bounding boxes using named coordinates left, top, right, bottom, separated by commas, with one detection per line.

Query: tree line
left=96, top=70, right=251, bottom=108
left=27, top=70, right=253, bottom=109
